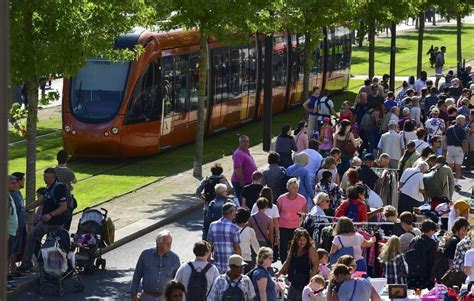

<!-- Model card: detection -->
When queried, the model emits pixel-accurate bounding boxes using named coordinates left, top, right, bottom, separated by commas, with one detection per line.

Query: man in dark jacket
left=406, top=220, right=438, bottom=289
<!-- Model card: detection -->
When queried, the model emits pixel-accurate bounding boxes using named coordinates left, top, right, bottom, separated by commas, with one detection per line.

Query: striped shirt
left=381, top=253, right=409, bottom=284
left=453, top=236, right=471, bottom=272
left=207, top=217, right=241, bottom=273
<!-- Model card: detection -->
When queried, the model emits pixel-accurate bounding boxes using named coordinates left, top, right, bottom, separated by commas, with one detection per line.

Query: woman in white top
left=235, top=207, right=260, bottom=273
left=330, top=217, right=375, bottom=272
left=399, top=119, right=417, bottom=148
left=252, top=187, right=280, bottom=256
left=464, top=232, right=474, bottom=290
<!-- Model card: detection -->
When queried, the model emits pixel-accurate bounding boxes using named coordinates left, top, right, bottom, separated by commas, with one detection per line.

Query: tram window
left=125, top=60, right=161, bottom=124
left=161, top=55, right=175, bottom=118
left=189, top=53, right=200, bottom=111
left=213, top=48, right=230, bottom=103
left=230, top=48, right=243, bottom=98
left=245, top=45, right=257, bottom=93
left=272, top=35, right=287, bottom=87
left=174, top=54, right=189, bottom=113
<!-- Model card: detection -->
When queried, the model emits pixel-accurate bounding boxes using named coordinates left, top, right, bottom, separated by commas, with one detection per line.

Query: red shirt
left=335, top=199, right=368, bottom=222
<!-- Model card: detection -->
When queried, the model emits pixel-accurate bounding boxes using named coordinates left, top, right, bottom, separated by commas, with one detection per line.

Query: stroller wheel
left=73, top=278, right=85, bottom=292
left=58, top=286, right=65, bottom=297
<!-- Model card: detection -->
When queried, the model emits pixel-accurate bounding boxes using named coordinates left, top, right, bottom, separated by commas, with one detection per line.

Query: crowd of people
left=6, top=150, right=77, bottom=292
left=129, top=67, right=474, bottom=301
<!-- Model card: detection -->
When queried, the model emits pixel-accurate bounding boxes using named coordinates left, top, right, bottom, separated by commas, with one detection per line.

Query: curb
left=7, top=200, right=203, bottom=299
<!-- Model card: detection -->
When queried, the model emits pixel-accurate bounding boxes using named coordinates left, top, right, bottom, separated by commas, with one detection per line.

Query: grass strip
left=351, top=24, right=474, bottom=76
left=10, top=79, right=395, bottom=210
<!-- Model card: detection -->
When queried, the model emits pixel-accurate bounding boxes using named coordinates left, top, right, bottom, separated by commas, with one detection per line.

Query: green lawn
left=9, top=116, right=62, bottom=143
left=10, top=78, right=371, bottom=210
left=351, top=24, right=474, bottom=76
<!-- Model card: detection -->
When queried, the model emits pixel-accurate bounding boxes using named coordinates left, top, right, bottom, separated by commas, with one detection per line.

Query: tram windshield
left=70, top=58, right=130, bottom=123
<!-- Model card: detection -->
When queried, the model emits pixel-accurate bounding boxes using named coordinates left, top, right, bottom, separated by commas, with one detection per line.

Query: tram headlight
left=111, top=127, right=119, bottom=135
left=104, top=131, right=110, bottom=137
left=64, top=125, right=71, bottom=132
left=71, top=130, right=76, bottom=135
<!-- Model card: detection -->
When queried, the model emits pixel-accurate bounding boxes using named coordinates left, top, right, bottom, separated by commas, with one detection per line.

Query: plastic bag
left=41, top=241, right=68, bottom=277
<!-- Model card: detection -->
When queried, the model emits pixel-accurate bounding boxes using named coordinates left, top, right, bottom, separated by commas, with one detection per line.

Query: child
left=302, top=275, right=326, bottom=301
left=379, top=236, right=408, bottom=284
left=336, top=255, right=357, bottom=274
left=317, top=248, right=331, bottom=280
left=319, top=117, right=334, bottom=157
left=339, top=101, right=353, bottom=123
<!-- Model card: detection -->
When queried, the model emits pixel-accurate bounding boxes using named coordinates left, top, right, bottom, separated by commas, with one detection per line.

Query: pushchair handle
left=101, top=208, right=108, bottom=216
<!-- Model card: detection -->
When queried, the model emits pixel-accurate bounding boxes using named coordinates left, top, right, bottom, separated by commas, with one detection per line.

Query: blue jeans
left=232, top=181, right=245, bottom=202
left=369, top=128, right=381, bottom=156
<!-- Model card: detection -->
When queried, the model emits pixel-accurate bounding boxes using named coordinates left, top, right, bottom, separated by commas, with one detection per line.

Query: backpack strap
left=187, top=261, right=197, bottom=273
left=348, top=280, right=358, bottom=301
left=252, top=216, right=271, bottom=245
left=337, top=236, right=345, bottom=248
left=240, top=225, right=247, bottom=234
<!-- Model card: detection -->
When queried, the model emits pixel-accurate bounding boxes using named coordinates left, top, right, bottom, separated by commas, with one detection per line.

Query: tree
left=282, top=0, right=352, bottom=100
left=373, top=0, right=418, bottom=90
left=156, top=0, right=262, bottom=178
left=436, top=0, right=474, bottom=72
left=10, top=1, right=154, bottom=205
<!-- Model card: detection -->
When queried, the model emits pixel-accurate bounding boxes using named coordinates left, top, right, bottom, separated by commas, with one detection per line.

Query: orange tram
left=62, top=28, right=352, bottom=158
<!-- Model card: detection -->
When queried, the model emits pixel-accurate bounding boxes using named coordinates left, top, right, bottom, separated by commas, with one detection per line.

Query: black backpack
left=203, top=176, right=221, bottom=203
left=186, top=262, right=212, bottom=301
left=405, top=237, right=429, bottom=278
left=222, top=276, right=245, bottom=301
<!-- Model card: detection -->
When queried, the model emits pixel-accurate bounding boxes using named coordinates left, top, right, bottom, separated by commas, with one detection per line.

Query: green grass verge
left=9, top=116, right=62, bottom=143
left=351, top=24, right=474, bottom=76
left=10, top=79, right=395, bottom=210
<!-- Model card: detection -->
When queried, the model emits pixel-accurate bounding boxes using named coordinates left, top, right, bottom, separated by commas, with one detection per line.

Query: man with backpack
left=303, top=87, right=336, bottom=137
left=445, top=115, right=468, bottom=191
left=18, top=168, right=68, bottom=272
left=208, top=254, right=256, bottom=301
left=175, top=241, right=220, bottom=301
left=423, top=156, right=454, bottom=208
left=405, top=220, right=438, bottom=289
left=196, top=163, right=232, bottom=236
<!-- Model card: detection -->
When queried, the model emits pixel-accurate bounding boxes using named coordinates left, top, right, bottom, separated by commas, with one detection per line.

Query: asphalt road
left=11, top=209, right=204, bottom=301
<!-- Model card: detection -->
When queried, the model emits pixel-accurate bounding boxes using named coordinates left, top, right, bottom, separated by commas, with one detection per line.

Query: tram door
left=121, top=60, right=161, bottom=156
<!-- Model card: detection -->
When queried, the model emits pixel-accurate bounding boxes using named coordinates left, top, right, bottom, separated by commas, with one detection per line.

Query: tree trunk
left=357, top=20, right=365, bottom=48
left=322, top=27, right=329, bottom=90
left=255, top=32, right=263, bottom=119
left=456, top=14, right=462, bottom=74
left=368, top=21, right=375, bottom=79
left=389, top=22, right=396, bottom=92
left=416, top=11, right=425, bottom=79
left=302, top=31, right=311, bottom=102
left=284, top=31, right=292, bottom=109
left=262, top=34, right=273, bottom=152
left=1, top=1, right=10, bottom=296
left=432, top=11, right=436, bottom=26
left=25, top=78, right=39, bottom=206
left=192, top=34, right=208, bottom=178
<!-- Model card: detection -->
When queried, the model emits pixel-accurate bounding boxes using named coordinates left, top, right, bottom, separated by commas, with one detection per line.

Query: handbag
left=341, top=132, right=356, bottom=155
left=440, top=268, right=466, bottom=287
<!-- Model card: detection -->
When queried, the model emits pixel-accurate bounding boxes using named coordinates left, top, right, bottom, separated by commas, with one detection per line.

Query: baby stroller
left=73, top=207, right=108, bottom=273
left=38, top=229, right=83, bottom=296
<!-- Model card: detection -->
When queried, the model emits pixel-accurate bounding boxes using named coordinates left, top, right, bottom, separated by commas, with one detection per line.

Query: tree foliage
left=9, top=0, right=155, bottom=204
